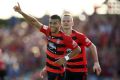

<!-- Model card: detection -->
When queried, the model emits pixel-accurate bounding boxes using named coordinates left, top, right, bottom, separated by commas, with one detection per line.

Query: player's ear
left=58, top=21, right=61, bottom=25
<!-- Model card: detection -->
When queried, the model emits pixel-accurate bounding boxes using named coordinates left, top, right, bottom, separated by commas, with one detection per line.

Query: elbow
left=92, top=43, right=97, bottom=49
left=74, top=46, right=81, bottom=54
left=31, top=19, right=37, bottom=25
left=90, top=43, right=97, bottom=50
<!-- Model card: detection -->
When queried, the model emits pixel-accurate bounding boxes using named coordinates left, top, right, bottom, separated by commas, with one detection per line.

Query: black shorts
left=47, top=71, right=64, bottom=80
left=64, top=70, right=87, bottom=80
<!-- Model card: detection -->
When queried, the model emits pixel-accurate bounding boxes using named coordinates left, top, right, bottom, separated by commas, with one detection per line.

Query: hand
left=40, top=67, right=47, bottom=78
left=93, top=62, right=101, bottom=76
left=55, top=58, right=66, bottom=65
left=13, top=2, right=22, bottom=13
left=32, top=68, right=47, bottom=79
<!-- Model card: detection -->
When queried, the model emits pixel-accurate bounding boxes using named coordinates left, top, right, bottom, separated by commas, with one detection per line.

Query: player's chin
left=65, top=27, right=71, bottom=29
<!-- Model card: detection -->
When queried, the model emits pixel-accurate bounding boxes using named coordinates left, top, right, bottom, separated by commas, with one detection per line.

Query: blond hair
left=61, top=11, right=73, bottom=21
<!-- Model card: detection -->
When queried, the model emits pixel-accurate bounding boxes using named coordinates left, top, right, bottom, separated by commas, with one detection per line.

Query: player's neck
left=63, top=28, right=72, bottom=36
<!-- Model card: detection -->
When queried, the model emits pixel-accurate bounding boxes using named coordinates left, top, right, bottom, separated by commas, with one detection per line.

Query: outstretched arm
left=13, top=2, right=43, bottom=29
left=89, top=43, right=101, bottom=76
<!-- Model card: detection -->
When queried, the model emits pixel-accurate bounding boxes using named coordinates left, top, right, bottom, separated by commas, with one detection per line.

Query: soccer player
left=61, top=12, right=101, bottom=80
left=13, top=3, right=81, bottom=80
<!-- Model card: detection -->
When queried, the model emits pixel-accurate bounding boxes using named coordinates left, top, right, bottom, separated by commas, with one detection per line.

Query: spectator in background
left=0, top=49, right=7, bottom=80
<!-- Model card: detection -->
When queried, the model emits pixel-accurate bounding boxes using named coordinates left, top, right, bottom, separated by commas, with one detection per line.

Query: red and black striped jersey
left=40, top=25, right=78, bottom=74
left=66, top=30, right=92, bottom=72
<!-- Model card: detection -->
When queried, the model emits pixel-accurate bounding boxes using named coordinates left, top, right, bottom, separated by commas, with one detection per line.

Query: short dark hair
left=50, top=15, right=61, bottom=22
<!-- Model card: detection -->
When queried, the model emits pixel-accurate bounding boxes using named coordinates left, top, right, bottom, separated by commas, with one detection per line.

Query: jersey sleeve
left=80, top=34, right=92, bottom=47
left=39, top=25, right=50, bottom=36
left=84, top=37, right=92, bottom=47
left=76, top=32, right=92, bottom=47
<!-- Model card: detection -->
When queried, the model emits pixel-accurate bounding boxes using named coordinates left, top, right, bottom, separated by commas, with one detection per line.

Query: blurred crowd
left=0, top=14, right=120, bottom=80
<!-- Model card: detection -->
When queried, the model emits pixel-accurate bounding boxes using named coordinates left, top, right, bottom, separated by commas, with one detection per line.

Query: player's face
left=49, top=19, right=61, bottom=33
left=61, top=16, right=74, bottom=29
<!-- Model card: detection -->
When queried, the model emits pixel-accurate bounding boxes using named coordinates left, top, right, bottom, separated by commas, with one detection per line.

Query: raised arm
left=13, top=3, right=43, bottom=29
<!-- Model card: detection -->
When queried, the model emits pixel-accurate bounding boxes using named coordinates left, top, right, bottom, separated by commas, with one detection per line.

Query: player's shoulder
left=72, top=29, right=85, bottom=37
left=60, top=30, right=73, bottom=40
left=60, top=30, right=68, bottom=36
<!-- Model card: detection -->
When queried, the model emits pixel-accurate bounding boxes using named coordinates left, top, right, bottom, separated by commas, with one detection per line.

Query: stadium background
left=0, top=0, right=120, bottom=80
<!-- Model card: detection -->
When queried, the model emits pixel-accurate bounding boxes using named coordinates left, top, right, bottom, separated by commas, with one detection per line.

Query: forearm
left=13, top=3, right=42, bottom=29
left=65, top=47, right=81, bottom=60
left=19, top=11, right=42, bottom=29
left=55, top=47, right=81, bottom=65
left=89, top=43, right=99, bottom=63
